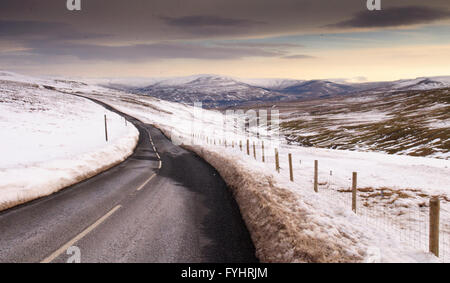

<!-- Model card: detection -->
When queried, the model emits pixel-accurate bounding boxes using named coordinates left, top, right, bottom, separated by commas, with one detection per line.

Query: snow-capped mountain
left=124, top=75, right=358, bottom=107
left=236, top=78, right=306, bottom=91
left=104, top=74, right=450, bottom=108
left=275, top=80, right=356, bottom=98
left=133, top=75, right=295, bottom=108
left=390, top=77, right=450, bottom=91
left=350, top=77, right=450, bottom=93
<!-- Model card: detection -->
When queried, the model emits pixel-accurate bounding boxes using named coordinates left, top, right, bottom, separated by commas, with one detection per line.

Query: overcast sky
left=1, top=0, right=450, bottom=81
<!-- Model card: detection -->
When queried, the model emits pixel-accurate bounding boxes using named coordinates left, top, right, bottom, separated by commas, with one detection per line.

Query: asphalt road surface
left=0, top=98, right=257, bottom=263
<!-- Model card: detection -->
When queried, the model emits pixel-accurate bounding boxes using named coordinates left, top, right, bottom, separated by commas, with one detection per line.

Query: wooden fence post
left=240, top=140, right=243, bottom=151
left=352, top=172, right=357, bottom=213
left=104, top=114, right=108, bottom=142
left=429, top=197, right=440, bottom=257
left=253, top=141, right=256, bottom=159
left=247, top=139, right=250, bottom=155
left=262, top=141, right=265, bottom=163
left=275, top=148, right=280, bottom=173
left=314, top=160, right=318, bottom=192
left=288, top=153, right=293, bottom=182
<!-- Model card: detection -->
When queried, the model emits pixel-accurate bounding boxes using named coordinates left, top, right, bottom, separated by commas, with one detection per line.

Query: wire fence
left=193, top=133, right=450, bottom=262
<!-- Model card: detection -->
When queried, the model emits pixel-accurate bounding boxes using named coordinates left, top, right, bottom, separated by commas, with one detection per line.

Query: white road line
left=41, top=205, right=122, bottom=263
left=136, top=173, right=157, bottom=191
left=135, top=128, right=161, bottom=192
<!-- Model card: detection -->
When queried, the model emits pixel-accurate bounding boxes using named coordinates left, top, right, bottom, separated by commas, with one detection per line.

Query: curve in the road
left=0, top=96, right=257, bottom=263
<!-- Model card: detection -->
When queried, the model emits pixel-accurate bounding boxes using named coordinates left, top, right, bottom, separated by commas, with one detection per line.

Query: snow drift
left=0, top=77, right=139, bottom=211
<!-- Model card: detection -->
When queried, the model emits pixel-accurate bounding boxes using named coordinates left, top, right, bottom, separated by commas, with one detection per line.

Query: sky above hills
left=1, top=0, right=450, bottom=81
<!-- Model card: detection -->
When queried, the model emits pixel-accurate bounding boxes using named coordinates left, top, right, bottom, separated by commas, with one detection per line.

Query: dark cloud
left=1, top=0, right=449, bottom=74
left=0, top=20, right=62, bottom=37
left=159, top=15, right=266, bottom=36
left=0, top=20, right=107, bottom=40
left=331, top=6, right=450, bottom=28
left=161, top=15, right=264, bottom=27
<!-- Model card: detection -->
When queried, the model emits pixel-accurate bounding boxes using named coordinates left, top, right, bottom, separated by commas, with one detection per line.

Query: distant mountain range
left=103, top=74, right=450, bottom=108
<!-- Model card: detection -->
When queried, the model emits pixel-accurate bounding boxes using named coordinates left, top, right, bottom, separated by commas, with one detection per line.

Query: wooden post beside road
left=253, top=142, right=256, bottom=159
left=352, top=172, right=357, bottom=213
left=288, top=153, right=293, bottom=182
left=104, top=114, right=108, bottom=142
left=429, top=197, right=440, bottom=257
left=247, top=139, right=250, bottom=155
left=262, top=141, right=265, bottom=163
left=275, top=148, right=280, bottom=173
left=314, top=160, right=318, bottom=192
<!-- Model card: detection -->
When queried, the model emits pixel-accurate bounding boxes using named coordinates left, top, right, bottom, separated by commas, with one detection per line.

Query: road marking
left=135, top=129, right=161, bottom=192
left=41, top=205, right=122, bottom=263
left=136, top=173, right=157, bottom=191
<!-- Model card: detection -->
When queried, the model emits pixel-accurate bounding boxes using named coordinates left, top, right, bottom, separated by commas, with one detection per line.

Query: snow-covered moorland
left=266, top=88, right=449, bottom=159
left=80, top=87, right=449, bottom=263
left=1, top=71, right=448, bottom=262
left=0, top=73, right=139, bottom=211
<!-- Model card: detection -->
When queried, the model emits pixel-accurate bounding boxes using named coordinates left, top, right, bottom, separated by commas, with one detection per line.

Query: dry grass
left=274, top=88, right=450, bottom=158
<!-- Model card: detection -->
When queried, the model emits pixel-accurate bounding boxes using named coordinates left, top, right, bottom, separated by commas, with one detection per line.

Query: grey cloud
left=22, top=41, right=284, bottom=61
left=160, top=15, right=266, bottom=36
left=0, top=20, right=107, bottom=40
left=2, top=1, right=449, bottom=42
left=330, top=6, right=450, bottom=28
left=0, top=21, right=63, bottom=36
left=161, top=15, right=264, bottom=27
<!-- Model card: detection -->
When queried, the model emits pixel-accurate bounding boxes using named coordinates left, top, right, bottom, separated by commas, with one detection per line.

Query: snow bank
left=184, top=144, right=361, bottom=262
left=0, top=79, right=139, bottom=211
left=176, top=141, right=436, bottom=263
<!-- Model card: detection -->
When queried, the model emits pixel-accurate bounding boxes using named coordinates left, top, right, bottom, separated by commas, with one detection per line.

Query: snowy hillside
left=267, top=88, right=449, bottom=159
left=277, top=80, right=355, bottom=98
left=0, top=73, right=139, bottom=211
left=236, top=78, right=305, bottom=90
left=133, top=75, right=293, bottom=108
left=106, top=74, right=450, bottom=108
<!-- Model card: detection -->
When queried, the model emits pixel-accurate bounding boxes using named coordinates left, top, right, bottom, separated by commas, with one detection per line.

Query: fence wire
left=194, top=133, right=450, bottom=262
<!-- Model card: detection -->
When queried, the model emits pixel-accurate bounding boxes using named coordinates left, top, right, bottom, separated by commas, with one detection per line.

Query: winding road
left=0, top=98, right=257, bottom=263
